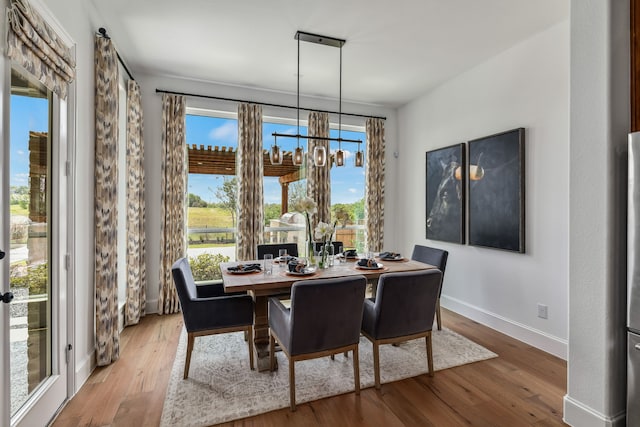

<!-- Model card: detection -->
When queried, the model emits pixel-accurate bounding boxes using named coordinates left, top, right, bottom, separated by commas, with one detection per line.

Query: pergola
left=187, top=144, right=308, bottom=213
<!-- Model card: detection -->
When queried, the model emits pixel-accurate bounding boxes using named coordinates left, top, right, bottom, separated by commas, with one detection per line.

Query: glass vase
left=318, top=242, right=333, bottom=269
left=306, top=239, right=316, bottom=266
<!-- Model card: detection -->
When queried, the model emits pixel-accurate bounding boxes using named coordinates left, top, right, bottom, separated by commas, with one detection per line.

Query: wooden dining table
left=221, top=257, right=436, bottom=371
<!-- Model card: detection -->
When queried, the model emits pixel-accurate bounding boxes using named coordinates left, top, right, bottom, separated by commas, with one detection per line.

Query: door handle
left=1, top=292, right=13, bottom=304
left=0, top=250, right=5, bottom=260
left=636, top=343, right=640, bottom=351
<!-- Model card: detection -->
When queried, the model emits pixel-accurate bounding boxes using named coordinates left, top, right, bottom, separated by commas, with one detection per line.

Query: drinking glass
left=278, top=249, right=287, bottom=268
left=263, top=254, right=273, bottom=275
left=327, top=245, right=335, bottom=267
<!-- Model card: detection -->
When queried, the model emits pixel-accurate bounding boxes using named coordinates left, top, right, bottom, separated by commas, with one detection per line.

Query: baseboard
left=146, top=298, right=158, bottom=315
left=441, top=295, right=567, bottom=360
left=563, top=395, right=626, bottom=427
left=74, top=351, right=95, bottom=393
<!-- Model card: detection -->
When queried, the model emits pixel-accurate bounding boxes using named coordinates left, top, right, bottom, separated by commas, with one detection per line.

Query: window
left=186, top=114, right=239, bottom=267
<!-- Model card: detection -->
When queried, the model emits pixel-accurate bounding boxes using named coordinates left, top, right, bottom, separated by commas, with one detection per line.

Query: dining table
left=221, top=256, right=437, bottom=371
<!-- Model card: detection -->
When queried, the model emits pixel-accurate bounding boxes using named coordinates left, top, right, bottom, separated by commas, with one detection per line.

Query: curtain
left=6, top=0, right=75, bottom=99
left=125, top=80, right=146, bottom=326
left=236, top=103, right=264, bottom=261
left=307, top=112, right=330, bottom=225
left=365, top=118, right=386, bottom=252
left=158, top=94, right=186, bottom=314
left=94, top=35, right=119, bottom=366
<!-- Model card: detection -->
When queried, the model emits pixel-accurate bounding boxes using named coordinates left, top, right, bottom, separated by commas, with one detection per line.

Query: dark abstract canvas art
left=425, top=143, right=466, bottom=244
left=467, top=128, right=525, bottom=252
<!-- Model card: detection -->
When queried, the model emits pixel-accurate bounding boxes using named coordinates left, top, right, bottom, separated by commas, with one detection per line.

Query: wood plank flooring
left=51, top=309, right=567, bottom=426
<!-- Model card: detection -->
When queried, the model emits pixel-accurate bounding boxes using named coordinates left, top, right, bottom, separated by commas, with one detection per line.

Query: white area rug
left=160, top=327, right=497, bottom=427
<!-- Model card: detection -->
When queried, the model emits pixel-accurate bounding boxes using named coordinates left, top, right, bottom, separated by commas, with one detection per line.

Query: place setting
left=355, top=252, right=387, bottom=271
left=282, top=258, right=318, bottom=277
left=224, top=263, right=263, bottom=275
left=376, top=251, right=406, bottom=262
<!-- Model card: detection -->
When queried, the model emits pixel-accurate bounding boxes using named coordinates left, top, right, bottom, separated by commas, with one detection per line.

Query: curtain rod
left=154, top=88, right=387, bottom=121
left=97, top=28, right=135, bottom=81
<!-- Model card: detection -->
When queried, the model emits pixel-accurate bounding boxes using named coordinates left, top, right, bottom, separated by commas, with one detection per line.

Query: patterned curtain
left=94, top=35, right=119, bottom=366
left=158, top=94, right=186, bottom=314
left=365, top=118, right=386, bottom=251
left=236, top=103, right=264, bottom=261
left=307, top=112, right=330, bottom=225
left=125, top=80, right=146, bottom=326
left=6, top=0, right=75, bottom=99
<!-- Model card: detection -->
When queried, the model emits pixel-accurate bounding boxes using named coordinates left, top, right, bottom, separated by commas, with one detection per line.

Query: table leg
left=252, top=293, right=275, bottom=371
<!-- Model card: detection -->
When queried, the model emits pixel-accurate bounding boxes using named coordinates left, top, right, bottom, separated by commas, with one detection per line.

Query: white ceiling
left=90, top=0, right=568, bottom=108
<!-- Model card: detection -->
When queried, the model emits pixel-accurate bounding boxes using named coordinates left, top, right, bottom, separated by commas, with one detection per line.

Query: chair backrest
left=371, top=270, right=442, bottom=339
left=314, top=241, right=343, bottom=254
left=411, top=245, right=448, bottom=273
left=171, top=257, right=198, bottom=311
left=288, top=275, right=366, bottom=355
left=257, top=243, right=299, bottom=259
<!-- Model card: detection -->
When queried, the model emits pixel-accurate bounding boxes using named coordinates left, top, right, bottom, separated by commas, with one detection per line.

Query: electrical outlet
left=537, top=304, right=548, bottom=319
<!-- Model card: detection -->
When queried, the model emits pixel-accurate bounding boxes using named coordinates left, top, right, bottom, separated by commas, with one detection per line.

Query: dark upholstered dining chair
left=411, top=245, right=448, bottom=330
left=361, top=269, right=442, bottom=389
left=171, top=257, right=255, bottom=379
left=268, top=275, right=367, bottom=411
left=257, top=243, right=299, bottom=259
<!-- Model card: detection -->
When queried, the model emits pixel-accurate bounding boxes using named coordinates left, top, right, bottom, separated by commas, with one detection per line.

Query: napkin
left=343, top=249, right=358, bottom=258
left=379, top=251, right=401, bottom=259
left=357, top=258, right=379, bottom=268
left=227, top=263, right=262, bottom=272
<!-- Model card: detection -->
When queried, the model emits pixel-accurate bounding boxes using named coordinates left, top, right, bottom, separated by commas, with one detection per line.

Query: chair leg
left=289, top=358, right=296, bottom=411
left=269, top=333, right=276, bottom=372
left=353, top=345, right=360, bottom=395
left=436, top=298, right=442, bottom=330
left=247, top=325, right=255, bottom=370
left=184, top=332, right=195, bottom=379
left=373, top=341, right=381, bottom=389
left=426, top=332, right=434, bottom=377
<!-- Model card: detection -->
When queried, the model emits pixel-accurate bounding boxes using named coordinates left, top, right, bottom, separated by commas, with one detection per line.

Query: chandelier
left=271, top=31, right=363, bottom=168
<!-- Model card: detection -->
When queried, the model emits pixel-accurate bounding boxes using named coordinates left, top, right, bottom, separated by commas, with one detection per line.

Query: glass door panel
left=8, top=68, right=52, bottom=418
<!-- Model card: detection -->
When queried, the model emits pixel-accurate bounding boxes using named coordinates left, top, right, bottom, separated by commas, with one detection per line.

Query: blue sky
left=186, top=115, right=366, bottom=205
left=10, top=95, right=49, bottom=187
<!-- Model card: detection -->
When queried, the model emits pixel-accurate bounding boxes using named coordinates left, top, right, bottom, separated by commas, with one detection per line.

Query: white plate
left=227, top=269, right=261, bottom=274
left=286, top=267, right=317, bottom=276
left=380, top=256, right=404, bottom=261
left=355, top=262, right=384, bottom=270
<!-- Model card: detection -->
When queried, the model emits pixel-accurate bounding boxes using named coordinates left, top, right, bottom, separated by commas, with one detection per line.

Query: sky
left=10, top=95, right=49, bottom=188
left=186, top=114, right=367, bottom=205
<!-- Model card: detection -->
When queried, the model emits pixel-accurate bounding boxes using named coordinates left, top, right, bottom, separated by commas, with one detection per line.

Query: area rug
left=160, top=327, right=497, bottom=427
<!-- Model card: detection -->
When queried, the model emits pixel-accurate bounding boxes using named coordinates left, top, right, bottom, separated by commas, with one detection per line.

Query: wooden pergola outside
left=187, top=144, right=308, bottom=213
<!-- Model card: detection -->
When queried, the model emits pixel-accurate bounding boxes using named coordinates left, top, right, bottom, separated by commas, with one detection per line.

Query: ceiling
left=90, top=0, right=568, bottom=108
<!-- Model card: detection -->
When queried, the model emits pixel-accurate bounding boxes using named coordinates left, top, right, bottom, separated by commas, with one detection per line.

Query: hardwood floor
left=51, top=309, right=567, bottom=426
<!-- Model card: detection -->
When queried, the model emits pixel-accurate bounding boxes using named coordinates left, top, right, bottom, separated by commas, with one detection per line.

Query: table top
left=221, top=258, right=436, bottom=295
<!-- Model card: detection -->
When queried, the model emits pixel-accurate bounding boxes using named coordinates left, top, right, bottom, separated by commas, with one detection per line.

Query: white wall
left=396, top=21, right=570, bottom=358
left=135, top=75, right=398, bottom=314
left=564, top=1, right=629, bottom=426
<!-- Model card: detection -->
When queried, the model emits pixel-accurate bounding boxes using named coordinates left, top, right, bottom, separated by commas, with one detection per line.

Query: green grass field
left=10, top=205, right=29, bottom=216
left=187, top=206, right=233, bottom=228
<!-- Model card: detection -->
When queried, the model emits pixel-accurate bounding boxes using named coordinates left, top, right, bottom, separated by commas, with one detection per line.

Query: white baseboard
left=441, top=295, right=567, bottom=360
left=563, top=395, right=626, bottom=427
left=74, top=352, right=95, bottom=394
left=146, top=298, right=158, bottom=315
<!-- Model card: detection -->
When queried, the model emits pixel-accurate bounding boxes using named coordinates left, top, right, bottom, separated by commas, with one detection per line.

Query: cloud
left=12, top=173, right=28, bottom=185
left=208, top=122, right=237, bottom=143
left=348, top=188, right=357, bottom=193
left=16, top=150, right=25, bottom=156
